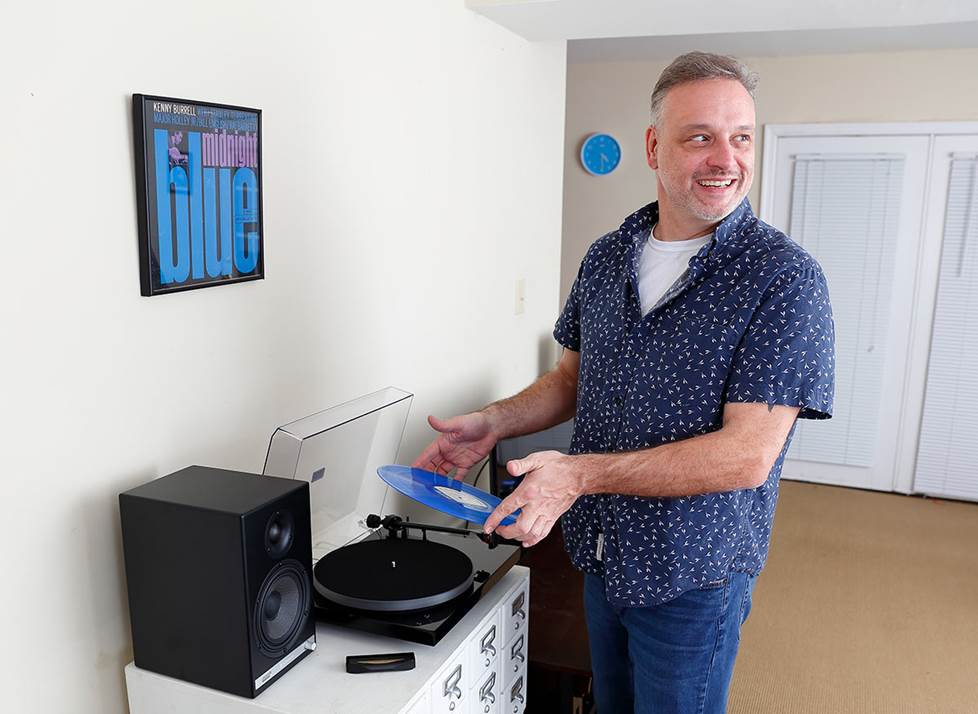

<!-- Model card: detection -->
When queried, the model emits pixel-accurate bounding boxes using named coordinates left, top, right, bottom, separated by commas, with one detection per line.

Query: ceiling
left=568, top=21, right=978, bottom=63
left=467, top=0, right=978, bottom=61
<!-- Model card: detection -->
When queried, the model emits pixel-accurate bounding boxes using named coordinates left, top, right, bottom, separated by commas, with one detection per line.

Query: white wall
left=561, top=47, right=978, bottom=296
left=0, top=2, right=565, bottom=712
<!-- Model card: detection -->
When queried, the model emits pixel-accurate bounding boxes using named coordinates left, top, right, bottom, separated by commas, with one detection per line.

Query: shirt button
left=613, top=395, right=623, bottom=407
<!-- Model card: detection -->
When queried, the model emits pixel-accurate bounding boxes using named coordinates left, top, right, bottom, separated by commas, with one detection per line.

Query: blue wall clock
left=580, top=133, right=621, bottom=176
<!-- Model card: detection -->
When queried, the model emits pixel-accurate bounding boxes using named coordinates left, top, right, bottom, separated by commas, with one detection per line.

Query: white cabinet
left=125, top=567, right=530, bottom=714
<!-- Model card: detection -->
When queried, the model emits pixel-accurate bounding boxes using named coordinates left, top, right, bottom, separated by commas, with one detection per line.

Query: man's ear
left=646, top=125, right=659, bottom=170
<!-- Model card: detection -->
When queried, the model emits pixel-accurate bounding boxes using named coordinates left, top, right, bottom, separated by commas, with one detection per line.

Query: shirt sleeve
left=724, top=265, right=835, bottom=420
left=553, top=263, right=584, bottom=352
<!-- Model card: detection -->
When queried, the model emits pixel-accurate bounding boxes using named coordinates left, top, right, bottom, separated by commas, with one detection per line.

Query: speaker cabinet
left=120, top=465, right=316, bottom=698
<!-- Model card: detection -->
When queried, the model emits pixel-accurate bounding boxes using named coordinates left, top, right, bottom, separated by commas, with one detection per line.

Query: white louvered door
left=914, top=136, right=978, bottom=501
left=766, top=135, right=930, bottom=491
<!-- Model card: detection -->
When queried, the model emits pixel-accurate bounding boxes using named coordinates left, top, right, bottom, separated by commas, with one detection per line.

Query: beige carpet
left=728, top=481, right=978, bottom=714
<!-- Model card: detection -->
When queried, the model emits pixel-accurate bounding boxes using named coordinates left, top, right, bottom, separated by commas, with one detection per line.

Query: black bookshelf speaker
left=120, top=465, right=316, bottom=698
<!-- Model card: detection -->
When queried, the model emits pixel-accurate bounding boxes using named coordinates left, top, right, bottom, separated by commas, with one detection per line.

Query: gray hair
left=649, top=52, right=758, bottom=126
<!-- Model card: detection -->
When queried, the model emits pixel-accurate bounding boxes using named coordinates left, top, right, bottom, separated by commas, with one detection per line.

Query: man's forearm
left=481, top=357, right=578, bottom=441
left=578, top=412, right=787, bottom=498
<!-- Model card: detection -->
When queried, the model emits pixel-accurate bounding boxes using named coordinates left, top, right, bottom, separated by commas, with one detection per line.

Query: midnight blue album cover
left=133, top=95, right=263, bottom=296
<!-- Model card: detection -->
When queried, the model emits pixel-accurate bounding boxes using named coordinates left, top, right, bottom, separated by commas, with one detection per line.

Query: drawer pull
left=511, top=591, right=526, bottom=622
left=480, top=624, right=497, bottom=658
left=442, top=664, right=463, bottom=702
left=479, top=671, right=497, bottom=704
left=510, top=676, right=525, bottom=703
left=510, top=633, right=525, bottom=664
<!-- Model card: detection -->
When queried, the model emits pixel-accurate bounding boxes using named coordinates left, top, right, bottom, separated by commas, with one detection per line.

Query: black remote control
left=345, top=652, right=416, bottom=674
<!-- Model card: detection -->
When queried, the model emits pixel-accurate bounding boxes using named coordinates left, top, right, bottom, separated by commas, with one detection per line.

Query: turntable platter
left=314, top=538, right=474, bottom=612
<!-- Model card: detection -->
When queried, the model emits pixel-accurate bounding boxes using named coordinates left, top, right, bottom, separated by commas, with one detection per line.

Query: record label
left=377, top=465, right=519, bottom=527
left=433, top=486, right=490, bottom=511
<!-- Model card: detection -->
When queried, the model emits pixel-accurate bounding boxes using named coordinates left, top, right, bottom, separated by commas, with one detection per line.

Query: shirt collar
left=622, top=197, right=755, bottom=256
left=623, top=198, right=756, bottom=300
left=711, top=197, right=754, bottom=254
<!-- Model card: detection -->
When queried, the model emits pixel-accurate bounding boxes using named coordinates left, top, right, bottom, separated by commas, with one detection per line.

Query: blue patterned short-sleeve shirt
left=554, top=198, right=835, bottom=608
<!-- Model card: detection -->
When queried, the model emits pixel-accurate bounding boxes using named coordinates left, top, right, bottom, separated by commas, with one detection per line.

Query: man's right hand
left=411, top=412, right=499, bottom=481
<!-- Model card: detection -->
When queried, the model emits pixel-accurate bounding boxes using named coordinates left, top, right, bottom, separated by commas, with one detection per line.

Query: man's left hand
left=483, top=450, right=586, bottom=547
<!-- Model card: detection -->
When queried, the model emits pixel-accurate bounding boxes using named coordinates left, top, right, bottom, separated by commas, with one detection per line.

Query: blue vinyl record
left=377, top=465, right=520, bottom=527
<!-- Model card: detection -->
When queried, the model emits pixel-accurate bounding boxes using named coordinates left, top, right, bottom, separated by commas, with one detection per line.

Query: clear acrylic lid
left=262, top=387, right=413, bottom=559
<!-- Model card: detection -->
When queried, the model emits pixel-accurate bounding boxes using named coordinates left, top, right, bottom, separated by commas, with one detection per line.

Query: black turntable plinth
left=312, top=515, right=520, bottom=645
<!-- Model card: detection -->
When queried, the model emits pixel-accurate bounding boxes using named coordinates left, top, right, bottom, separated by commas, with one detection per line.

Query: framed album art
left=132, top=94, right=264, bottom=296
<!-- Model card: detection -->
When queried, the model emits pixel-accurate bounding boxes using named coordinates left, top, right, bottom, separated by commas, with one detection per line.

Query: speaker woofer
left=255, top=559, right=311, bottom=657
left=264, top=509, right=295, bottom=559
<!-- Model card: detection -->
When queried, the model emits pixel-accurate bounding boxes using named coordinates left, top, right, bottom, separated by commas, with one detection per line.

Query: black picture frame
left=132, top=94, right=264, bottom=296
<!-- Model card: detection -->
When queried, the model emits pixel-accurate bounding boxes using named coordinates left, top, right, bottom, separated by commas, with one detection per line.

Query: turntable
left=262, top=387, right=521, bottom=645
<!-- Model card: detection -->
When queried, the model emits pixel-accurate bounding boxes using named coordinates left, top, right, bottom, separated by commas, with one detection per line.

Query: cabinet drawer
left=468, top=610, right=502, bottom=683
left=501, top=582, right=529, bottom=643
left=501, top=631, right=527, bottom=691
left=470, top=661, right=501, bottom=714
left=504, top=673, right=526, bottom=714
left=430, top=650, right=469, bottom=714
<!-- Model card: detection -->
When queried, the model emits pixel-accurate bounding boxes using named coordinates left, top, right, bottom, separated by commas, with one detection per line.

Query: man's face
left=646, top=78, right=755, bottom=226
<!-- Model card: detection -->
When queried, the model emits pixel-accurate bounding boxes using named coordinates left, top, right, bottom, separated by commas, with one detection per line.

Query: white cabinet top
left=125, top=566, right=529, bottom=714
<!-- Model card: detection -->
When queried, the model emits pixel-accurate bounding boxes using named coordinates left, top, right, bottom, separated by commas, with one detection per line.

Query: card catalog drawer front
left=502, top=630, right=528, bottom=691
left=430, top=651, right=468, bottom=714
left=468, top=610, right=502, bottom=684
left=470, top=660, right=501, bottom=714
left=501, top=583, right=528, bottom=643
left=505, top=673, right=526, bottom=714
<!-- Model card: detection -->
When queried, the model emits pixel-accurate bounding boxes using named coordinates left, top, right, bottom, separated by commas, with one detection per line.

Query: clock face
left=581, top=133, right=621, bottom=176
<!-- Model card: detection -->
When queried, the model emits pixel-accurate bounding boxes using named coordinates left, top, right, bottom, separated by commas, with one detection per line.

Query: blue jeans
left=584, top=572, right=756, bottom=714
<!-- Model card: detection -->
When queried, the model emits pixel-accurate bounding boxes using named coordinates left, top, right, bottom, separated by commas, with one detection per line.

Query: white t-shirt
left=637, top=227, right=713, bottom=315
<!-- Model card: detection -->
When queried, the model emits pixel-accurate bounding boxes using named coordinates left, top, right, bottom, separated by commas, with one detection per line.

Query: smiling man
left=414, top=52, right=835, bottom=714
